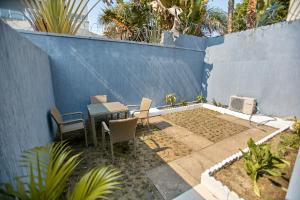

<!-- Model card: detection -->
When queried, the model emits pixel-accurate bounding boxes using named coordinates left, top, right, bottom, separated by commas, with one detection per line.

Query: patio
left=67, top=107, right=276, bottom=200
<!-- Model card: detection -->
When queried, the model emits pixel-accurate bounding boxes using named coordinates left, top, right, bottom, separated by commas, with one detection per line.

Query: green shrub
left=165, top=93, right=176, bottom=106
left=179, top=100, right=188, bottom=106
left=240, top=138, right=289, bottom=197
left=292, top=117, right=300, bottom=134
left=211, top=98, right=225, bottom=107
left=195, top=95, right=205, bottom=103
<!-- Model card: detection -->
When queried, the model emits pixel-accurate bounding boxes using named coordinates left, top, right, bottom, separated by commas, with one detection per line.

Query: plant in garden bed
left=240, top=138, right=289, bottom=197
left=165, top=93, right=176, bottom=107
left=179, top=100, right=188, bottom=106
left=195, top=95, right=205, bottom=103
left=0, top=142, right=121, bottom=200
left=211, top=98, right=226, bottom=108
left=278, top=119, right=300, bottom=155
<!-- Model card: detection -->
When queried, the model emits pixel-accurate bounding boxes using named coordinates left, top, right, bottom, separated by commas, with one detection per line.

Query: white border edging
left=149, top=103, right=204, bottom=117
left=201, top=125, right=290, bottom=200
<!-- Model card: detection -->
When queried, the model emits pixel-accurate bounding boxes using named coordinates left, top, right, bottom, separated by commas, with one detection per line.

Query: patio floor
left=69, top=108, right=276, bottom=200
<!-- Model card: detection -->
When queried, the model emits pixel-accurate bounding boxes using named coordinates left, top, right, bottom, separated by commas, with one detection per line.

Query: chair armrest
left=62, top=112, right=84, bottom=119
left=102, top=121, right=110, bottom=133
left=61, top=119, right=84, bottom=125
left=131, top=109, right=150, bottom=117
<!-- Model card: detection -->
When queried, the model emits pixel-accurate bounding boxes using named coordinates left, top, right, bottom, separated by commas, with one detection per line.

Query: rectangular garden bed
left=212, top=130, right=298, bottom=200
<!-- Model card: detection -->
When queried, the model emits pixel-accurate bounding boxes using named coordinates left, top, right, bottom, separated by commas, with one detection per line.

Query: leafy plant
left=240, top=138, right=289, bottom=197
left=179, top=100, right=188, bottom=106
left=292, top=117, right=300, bottom=134
left=211, top=98, right=225, bottom=107
left=0, top=142, right=121, bottom=200
left=165, top=93, right=176, bottom=106
left=22, top=0, right=105, bottom=34
left=195, top=95, right=205, bottom=103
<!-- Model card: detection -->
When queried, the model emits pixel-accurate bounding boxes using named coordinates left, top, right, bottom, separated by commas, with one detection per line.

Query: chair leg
left=84, top=127, right=88, bottom=147
left=147, top=118, right=151, bottom=131
left=60, top=131, right=63, bottom=141
left=110, top=139, right=114, bottom=163
left=133, top=138, right=136, bottom=158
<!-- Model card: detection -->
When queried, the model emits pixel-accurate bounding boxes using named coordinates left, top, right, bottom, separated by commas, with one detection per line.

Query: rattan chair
left=51, top=107, right=88, bottom=147
left=90, top=95, right=107, bottom=104
left=102, top=117, right=138, bottom=162
left=128, top=97, right=152, bottom=129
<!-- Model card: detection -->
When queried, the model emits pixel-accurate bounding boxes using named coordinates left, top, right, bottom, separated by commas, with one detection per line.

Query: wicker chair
left=51, top=107, right=88, bottom=147
left=90, top=95, right=107, bottom=104
left=128, top=97, right=152, bottom=129
left=102, top=117, right=138, bottom=162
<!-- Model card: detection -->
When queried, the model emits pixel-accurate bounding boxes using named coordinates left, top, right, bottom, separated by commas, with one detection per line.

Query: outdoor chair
left=128, top=97, right=152, bottom=130
left=102, top=117, right=138, bottom=162
left=90, top=95, right=107, bottom=104
left=50, top=107, right=88, bottom=147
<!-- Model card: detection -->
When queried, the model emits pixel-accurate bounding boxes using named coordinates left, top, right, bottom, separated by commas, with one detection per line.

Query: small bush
left=179, top=100, right=188, bottom=106
left=165, top=93, right=176, bottom=106
left=195, top=95, right=205, bottom=103
left=211, top=98, right=225, bottom=107
left=292, top=117, right=300, bottom=134
left=240, top=138, right=289, bottom=197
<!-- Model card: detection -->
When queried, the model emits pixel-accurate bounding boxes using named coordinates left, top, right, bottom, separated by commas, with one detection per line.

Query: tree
left=228, top=0, right=234, bottom=33
left=0, top=142, right=121, bottom=200
left=247, top=0, right=258, bottom=28
left=100, top=0, right=227, bottom=42
left=22, top=0, right=109, bottom=35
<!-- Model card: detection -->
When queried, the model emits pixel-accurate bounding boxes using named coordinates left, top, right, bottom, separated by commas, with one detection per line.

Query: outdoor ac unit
left=229, top=96, right=256, bottom=115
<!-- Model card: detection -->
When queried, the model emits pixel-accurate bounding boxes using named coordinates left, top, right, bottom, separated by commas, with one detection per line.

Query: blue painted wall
left=21, top=32, right=205, bottom=117
left=203, top=20, right=300, bottom=117
left=0, top=21, right=55, bottom=183
left=168, top=20, right=300, bottom=117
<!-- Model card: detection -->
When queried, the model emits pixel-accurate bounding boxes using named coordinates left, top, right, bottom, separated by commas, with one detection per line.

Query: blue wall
left=0, top=21, right=55, bottom=183
left=168, top=20, right=300, bottom=117
left=21, top=32, right=205, bottom=116
left=203, top=21, right=300, bottom=117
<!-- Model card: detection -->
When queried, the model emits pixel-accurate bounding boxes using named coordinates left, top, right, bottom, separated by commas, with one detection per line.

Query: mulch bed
left=162, top=108, right=249, bottom=142
left=68, top=125, right=192, bottom=200
left=214, top=131, right=298, bottom=200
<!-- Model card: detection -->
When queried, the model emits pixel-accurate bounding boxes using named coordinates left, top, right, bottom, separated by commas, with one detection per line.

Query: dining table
left=87, top=102, right=129, bottom=147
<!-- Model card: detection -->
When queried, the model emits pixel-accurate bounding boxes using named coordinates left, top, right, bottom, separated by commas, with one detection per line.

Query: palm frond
left=67, top=167, right=121, bottom=200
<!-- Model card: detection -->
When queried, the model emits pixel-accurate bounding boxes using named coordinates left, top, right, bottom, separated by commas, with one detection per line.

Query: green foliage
left=195, top=95, right=205, bottom=103
left=100, top=0, right=227, bottom=41
left=240, top=138, right=289, bottom=197
left=292, top=117, right=300, bottom=134
left=165, top=93, right=176, bottom=106
left=0, top=142, right=121, bottom=200
left=211, top=98, right=225, bottom=107
left=22, top=0, right=103, bottom=34
left=233, top=0, right=289, bottom=32
left=179, top=100, right=188, bottom=106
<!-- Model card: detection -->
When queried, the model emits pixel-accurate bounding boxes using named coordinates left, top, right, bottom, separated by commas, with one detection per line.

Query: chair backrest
left=51, top=107, right=63, bottom=125
left=109, top=117, right=138, bottom=144
left=90, top=95, right=107, bottom=104
left=139, top=97, right=152, bottom=118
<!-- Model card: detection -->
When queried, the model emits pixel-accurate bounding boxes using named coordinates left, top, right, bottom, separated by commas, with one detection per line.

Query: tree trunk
left=227, top=0, right=234, bottom=33
left=247, top=0, right=257, bottom=28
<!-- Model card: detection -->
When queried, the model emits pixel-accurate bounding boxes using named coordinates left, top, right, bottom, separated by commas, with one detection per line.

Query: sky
left=88, top=0, right=242, bottom=34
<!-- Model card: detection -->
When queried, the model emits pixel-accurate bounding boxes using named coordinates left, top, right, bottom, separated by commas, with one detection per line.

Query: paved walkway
left=146, top=115, right=275, bottom=200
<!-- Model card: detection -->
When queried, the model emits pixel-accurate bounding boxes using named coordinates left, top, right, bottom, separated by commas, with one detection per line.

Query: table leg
left=91, top=116, right=97, bottom=147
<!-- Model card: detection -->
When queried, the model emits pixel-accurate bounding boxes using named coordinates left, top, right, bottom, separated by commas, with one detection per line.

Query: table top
left=87, top=102, right=128, bottom=117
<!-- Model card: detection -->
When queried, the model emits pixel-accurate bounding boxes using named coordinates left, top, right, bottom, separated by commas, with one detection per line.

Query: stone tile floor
left=68, top=108, right=276, bottom=200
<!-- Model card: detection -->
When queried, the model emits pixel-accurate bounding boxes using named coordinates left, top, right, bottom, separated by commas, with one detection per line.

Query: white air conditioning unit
left=229, top=95, right=256, bottom=115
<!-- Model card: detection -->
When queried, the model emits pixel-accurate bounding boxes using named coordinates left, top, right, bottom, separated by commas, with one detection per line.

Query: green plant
left=279, top=133, right=300, bottom=151
left=179, top=100, right=188, bottom=106
left=0, top=142, right=121, bottom=200
left=22, top=0, right=104, bottom=34
left=292, top=117, right=300, bottom=134
left=165, top=93, right=176, bottom=106
left=195, top=95, right=205, bottom=103
left=211, top=98, right=224, bottom=107
left=240, top=138, right=289, bottom=197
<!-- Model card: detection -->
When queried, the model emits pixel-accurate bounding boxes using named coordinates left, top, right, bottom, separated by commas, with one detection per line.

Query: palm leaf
left=67, top=167, right=121, bottom=200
